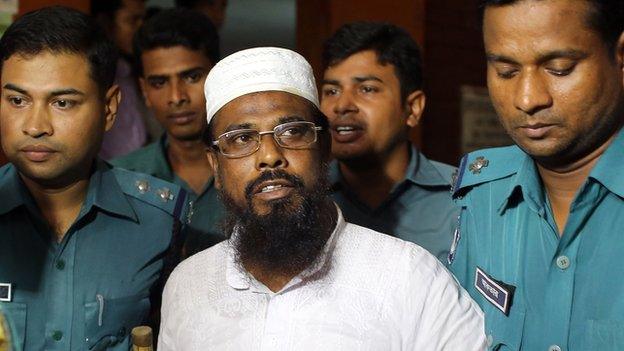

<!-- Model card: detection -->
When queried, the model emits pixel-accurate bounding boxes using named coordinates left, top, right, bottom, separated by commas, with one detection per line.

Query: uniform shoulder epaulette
left=111, top=167, right=188, bottom=220
left=452, top=145, right=524, bottom=198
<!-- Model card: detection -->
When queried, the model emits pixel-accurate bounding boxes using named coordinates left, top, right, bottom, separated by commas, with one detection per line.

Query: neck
left=167, top=134, right=213, bottom=194
left=537, top=134, right=615, bottom=235
left=21, top=168, right=91, bottom=242
left=339, top=142, right=411, bottom=208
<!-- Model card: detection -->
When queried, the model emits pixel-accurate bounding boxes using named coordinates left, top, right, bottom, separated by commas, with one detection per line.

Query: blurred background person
left=112, top=8, right=224, bottom=256
left=92, top=0, right=163, bottom=159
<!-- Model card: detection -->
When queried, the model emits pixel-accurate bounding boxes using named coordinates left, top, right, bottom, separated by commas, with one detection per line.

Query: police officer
left=0, top=7, right=186, bottom=350
left=111, top=9, right=224, bottom=256
left=450, top=0, right=624, bottom=350
left=320, top=22, right=457, bottom=261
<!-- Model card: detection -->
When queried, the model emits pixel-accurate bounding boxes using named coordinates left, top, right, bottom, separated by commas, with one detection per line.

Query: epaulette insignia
left=135, top=180, right=150, bottom=194
left=468, top=156, right=489, bottom=174
left=157, top=187, right=175, bottom=202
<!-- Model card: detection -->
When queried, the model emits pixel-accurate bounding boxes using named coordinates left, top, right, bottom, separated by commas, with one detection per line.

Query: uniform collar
left=225, top=204, right=346, bottom=292
left=0, top=161, right=137, bottom=222
left=589, top=127, right=624, bottom=198
left=330, top=145, right=450, bottom=189
left=0, top=164, right=31, bottom=215
left=498, top=127, right=624, bottom=213
left=142, top=134, right=176, bottom=181
left=498, top=153, right=545, bottom=214
left=83, top=160, right=138, bottom=222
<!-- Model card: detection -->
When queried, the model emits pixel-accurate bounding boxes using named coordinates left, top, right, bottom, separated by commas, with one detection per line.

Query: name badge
left=474, top=267, right=514, bottom=315
left=0, top=283, right=11, bottom=302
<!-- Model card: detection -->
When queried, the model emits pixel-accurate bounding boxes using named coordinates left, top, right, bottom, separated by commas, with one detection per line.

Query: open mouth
left=330, top=124, right=364, bottom=143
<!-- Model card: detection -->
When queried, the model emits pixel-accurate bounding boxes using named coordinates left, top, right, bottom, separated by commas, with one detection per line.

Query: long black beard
left=219, top=168, right=337, bottom=277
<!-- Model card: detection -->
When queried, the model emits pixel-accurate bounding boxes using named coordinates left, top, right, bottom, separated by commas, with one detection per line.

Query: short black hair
left=133, top=8, right=220, bottom=76
left=0, top=6, right=118, bottom=95
left=322, top=22, right=424, bottom=101
left=175, top=0, right=215, bottom=8
left=479, top=0, right=624, bottom=52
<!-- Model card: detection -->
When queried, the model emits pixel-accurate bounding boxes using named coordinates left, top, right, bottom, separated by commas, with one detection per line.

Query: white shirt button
left=556, top=255, right=570, bottom=270
left=548, top=345, right=562, bottom=351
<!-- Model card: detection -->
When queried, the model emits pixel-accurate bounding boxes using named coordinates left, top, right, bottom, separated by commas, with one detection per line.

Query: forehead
left=1, top=51, right=96, bottom=94
left=213, top=91, right=314, bottom=130
left=483, top=0, right=603, bottom=57
left=141, top=46, right=212, bottom=75
left=323, top=50, right=397, bottom=81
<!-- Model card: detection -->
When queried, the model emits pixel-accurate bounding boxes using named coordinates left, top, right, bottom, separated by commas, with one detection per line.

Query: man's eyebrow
left=535, top=49, right=589, bottom=64
left=486, top=53, right=518, bottom=65
left=3, top=83, right=28, bottom=94
left=146, top=74, right=168, bottom=81
left=279, top=115, right=305, bottom=124
left=50, top=88, right=85, bottom=97
left=179, top=67, right=206, bottom=76
left=487, top=50, right=589, bottom=65
left=223, top=123, right=253, bottom=133
left=321, top=79, right=340, bottom=86
left=353, top=75, right=383, bottom=83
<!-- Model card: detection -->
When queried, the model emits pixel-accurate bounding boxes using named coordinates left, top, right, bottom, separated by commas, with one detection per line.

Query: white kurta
left=159, top=209, right=486, bottom=351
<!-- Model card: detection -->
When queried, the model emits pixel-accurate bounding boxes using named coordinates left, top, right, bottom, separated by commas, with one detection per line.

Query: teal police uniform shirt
left=0, top=161, right=187, bottom=351
left=450, top=128, right=624, bottom=351
left=111, top=135, right=225, bottom=256
left=330, top=146, right=458, bottom=261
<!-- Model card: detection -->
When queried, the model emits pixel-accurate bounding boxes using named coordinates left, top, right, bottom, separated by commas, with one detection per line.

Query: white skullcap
left=204, top=47, right=319, bottom=124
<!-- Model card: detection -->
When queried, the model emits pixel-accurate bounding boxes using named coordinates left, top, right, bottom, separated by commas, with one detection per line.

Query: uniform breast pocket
left=582, top=320, right=624, bottom=349
left=485, top=306, right=526, bottom=351
left=84, top=294, right=150, bottom=351
left=1, top=302, right=27, bottom=351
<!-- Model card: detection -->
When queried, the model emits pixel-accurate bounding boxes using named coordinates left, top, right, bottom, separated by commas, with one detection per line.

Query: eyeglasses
left=212, top=121, right=323, bottom=158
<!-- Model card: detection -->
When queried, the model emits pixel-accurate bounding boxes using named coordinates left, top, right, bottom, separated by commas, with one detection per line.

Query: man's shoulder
left=452, top=145, right=525, bottom=198
left=109, top=166, right=187, bottom=220
left=339, top=223, right=442, bottom=276
left=109, top=141, right=162, bottom=172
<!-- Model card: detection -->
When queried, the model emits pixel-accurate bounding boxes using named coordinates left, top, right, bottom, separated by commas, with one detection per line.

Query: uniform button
left=548, top=345, right=562, bottom=351
left=52, top=330, right=63, bottom=341
left=556, top=256, right=570, bottom=270
left=55, top=260, right=65, bottom=270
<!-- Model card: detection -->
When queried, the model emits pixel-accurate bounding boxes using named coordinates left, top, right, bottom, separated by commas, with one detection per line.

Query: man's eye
left=546, top=66, right=575, bottom=77
left=185, top=73, right=202, bottom=83
left=281, top=126, right=305, bottom=137
left=360, top=85, right=378, bottom=93
left=229, top=132, right=256, bottom=145
left=148, top=79, right=166, bottom=88
left=496, top=69, right=518, bottom=79
left=53, top=100, right=76, bottom=109
left=8, top=97, right=25, bottom=106
left=322, top=87, right=338, bottom=96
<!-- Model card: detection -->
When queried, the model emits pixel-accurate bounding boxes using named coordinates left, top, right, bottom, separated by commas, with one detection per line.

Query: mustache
left=244, top=169, right=305, bottom=200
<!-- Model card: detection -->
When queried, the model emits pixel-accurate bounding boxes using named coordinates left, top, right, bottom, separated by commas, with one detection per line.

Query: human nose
left=333, top=89, right=358, bottom=117
left=168, top=79, right=189, bottom=107
left=514, top=70, right=553, bottom=115
left=255, top=132, right=287, bottom=171
left=22, top=103, right=53, bottom=138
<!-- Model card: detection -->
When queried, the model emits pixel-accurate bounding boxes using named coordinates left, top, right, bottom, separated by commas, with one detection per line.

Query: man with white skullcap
left=158, top=47, right=486, bottom=351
